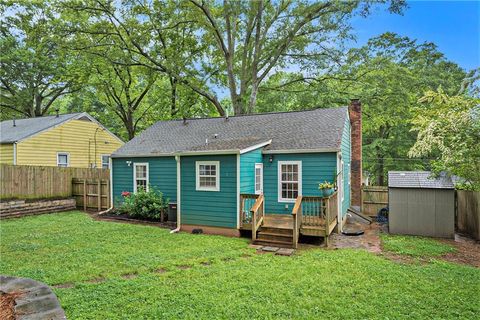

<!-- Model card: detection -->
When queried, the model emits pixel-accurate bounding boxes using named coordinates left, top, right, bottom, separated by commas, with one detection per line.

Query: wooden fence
left=456, top=190, right=480, bottom=240
left=0, top=164, right=109, bottom=200
left=72, top=178, right=110, bottom=211
left=362, top=186, right=388, bottom=217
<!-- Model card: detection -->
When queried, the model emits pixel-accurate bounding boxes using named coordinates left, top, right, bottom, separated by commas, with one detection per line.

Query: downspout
left=98, top=156, right=114, bottom=215
left=170, top=155, right=181, bottom=233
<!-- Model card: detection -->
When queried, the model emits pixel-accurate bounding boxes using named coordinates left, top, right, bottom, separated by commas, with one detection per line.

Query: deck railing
left=292, top=192, right=339, bottom=246
left=239, top=194, right=259, bottom=228
left=250, top=195, right=265, bottom=241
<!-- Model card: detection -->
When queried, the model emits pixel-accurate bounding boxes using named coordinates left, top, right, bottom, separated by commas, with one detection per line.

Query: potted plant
left=318, top=181, right=335, bottom=197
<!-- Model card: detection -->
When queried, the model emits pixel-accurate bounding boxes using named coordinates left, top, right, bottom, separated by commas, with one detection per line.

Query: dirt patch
left=330, top=222, right=382, bottom=253
left=156, top=268, right=167, bottom=274
left=121, top=273, right=138, bottom=280
left=0, top=291, right=22, bottom=320
left=200, top=261, right=212, bottom=266
left=86, top=277, right=105, bottom=284
left=52, top=282, right=74, bottom=289
left=177, top=265, right=191, bottom=270
left=440, top=235, right=480, bottom=268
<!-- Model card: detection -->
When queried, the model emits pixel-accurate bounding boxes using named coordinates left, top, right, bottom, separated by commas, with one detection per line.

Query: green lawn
left=1, top=212, right=478, bottom=319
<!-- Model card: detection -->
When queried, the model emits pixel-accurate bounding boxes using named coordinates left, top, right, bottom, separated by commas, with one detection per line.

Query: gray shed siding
left=389, top=188, right=454, bottom=238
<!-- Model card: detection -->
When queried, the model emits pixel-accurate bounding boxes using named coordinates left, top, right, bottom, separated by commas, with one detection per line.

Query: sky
left=351, top=0, right=479, bottom=71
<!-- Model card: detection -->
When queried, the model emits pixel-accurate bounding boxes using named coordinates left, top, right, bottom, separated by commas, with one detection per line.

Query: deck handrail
left=251, top=195, right=265, bottom=241
left=292, top=196, right=302, bottom=248
left=239, top=193, right=259, bottom=228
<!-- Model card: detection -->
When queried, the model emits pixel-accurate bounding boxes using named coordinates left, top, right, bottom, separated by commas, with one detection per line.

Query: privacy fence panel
left=456, top=190, right=480, bottom=240
left=362, top=186, right=388, bottom=216
left=0, top=164, right=109, bottom=200
left=72, top=178, right=110, bottom=211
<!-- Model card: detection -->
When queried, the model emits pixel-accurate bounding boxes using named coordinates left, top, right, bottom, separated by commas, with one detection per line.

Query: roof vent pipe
left=13, top=117, right=16, bottom=127
left=55, top=109, right=59, bottom=117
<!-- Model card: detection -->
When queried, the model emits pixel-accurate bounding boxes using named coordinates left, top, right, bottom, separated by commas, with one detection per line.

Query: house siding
left=112, top=157, right=177, bottom=205
left=340, top=116, right=352, bottom=216
left=263, top=153, right=337, bottom=214
left=16, top=119, right=123, bottom=168
left=240, top=148, right=263, bottom=194
left=181, top=155, right=237, bottom=228
left=0, top=144, right=14, bottom=164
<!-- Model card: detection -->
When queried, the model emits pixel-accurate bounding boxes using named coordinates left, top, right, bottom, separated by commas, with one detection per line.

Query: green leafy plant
left=117, top=186, right=168, bottom=220
left=318, top=181, right=335, bottom=190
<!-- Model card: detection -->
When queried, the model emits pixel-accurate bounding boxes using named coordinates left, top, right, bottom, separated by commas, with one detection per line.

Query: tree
left=60, top=0, right=405, bottom=116
left=0, top=1, right=83, bottom=117
left=409, top=89, right=480, bottom=189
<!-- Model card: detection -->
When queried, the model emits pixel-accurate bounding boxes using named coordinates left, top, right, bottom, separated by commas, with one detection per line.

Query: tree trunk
left=169, top=77, right=178, bottom=116
left=125, top=115, right=135, bottom=140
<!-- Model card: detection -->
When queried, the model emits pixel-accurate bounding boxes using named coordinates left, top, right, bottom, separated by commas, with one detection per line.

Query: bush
left=118, top=187, right=168, bottom=220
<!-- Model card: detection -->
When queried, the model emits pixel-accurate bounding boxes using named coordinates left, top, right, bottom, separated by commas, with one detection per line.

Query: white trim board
left=277, top=160, right=302, bottom=203
left=236, top=154, right=240, bottom=229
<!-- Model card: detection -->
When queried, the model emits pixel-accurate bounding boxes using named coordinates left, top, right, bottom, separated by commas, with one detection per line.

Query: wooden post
left=83, top=179, right=87, bottom=211
left=106, top=180, right=109, bottom=210
left=97, top=179, right=101, bottom=211
left=252, top=209, right=257, bottom=242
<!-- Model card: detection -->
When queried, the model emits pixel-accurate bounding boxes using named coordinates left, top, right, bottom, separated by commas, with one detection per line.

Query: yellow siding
left=16, top=119, right=123, bottom=168
left=0, top=144, right=14, bottom=164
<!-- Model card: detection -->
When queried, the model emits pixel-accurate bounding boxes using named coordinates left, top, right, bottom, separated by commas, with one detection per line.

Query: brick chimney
left=348, top=99, right=362, bottom=210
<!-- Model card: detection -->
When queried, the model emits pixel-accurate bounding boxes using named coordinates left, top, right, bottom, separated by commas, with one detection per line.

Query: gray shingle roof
left=0, top=113, right=85, bottom=143
left=113, top=107, right=348, bottom=156
left=388, top=171, right=455, bottom=189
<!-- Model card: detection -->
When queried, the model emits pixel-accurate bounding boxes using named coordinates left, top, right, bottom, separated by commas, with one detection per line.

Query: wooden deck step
left=257, top=231, right=293, bottom=242
left=253, top=239, right=294, bottom=248
left=258, top=227, right=293, bottom=235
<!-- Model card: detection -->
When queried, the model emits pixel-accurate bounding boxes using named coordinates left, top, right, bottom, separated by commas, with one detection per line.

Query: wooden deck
left=240, top=192, right=339, bottom=248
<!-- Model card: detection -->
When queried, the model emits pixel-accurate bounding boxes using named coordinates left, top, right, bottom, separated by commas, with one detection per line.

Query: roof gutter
left=263, top=148, right=340, bottom=154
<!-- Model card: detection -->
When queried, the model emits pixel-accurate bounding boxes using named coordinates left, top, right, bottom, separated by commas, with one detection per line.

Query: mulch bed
left=91, top=212, right=176, bottom=229
left=0, top=291, right=22, bottom=320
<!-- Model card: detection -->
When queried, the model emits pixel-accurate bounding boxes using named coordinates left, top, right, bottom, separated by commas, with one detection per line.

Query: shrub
left=118, top=187, right=168, bottom=220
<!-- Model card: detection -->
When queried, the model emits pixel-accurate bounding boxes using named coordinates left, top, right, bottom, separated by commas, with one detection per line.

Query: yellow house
left=0, top=112, right=123, bottom=168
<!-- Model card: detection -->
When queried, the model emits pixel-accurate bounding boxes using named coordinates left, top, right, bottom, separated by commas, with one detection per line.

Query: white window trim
left=100, top=154, right=110, bottom=169
left=254, top=163, right=263, bottom=195
left=57, top=152, right=70, bottom=167
left=277, top=160, right=302, bottom=203
left=196, top=161, right=220, bottom=192
left=133, top=162, right=149, bottom=193
left=341, top=160, right=345, bottom=202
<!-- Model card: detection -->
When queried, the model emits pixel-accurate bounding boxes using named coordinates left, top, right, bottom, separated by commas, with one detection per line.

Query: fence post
left=97, top=179, right=101, bottom=211
left=83, top=179, right=87, bottom=211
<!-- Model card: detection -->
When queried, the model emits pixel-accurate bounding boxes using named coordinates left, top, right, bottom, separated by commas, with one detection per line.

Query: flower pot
left=320, top=188, right=334, bottom=197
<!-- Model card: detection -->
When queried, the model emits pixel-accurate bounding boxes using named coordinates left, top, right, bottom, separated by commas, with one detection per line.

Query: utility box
left=168, top=202, right=177, bottom=222
left=388, top=171, right=455, bottom=238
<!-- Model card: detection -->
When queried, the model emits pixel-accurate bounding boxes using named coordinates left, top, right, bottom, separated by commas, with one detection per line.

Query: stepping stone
left=261, top=246, right=279, bottom=252
left=248, top=244, right=263, bottom=249
left=276, top=248, right=295, bottom=256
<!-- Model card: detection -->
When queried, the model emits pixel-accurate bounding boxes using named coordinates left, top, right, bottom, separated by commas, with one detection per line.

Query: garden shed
left=388, top=171, right=455, bottom=238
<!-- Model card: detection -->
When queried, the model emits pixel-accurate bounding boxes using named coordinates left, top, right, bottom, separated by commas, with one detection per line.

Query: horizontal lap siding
left=112, top=157, right=177, bottom=205
left=0, top=144, right=14, bottom=164
left=240, top=148, right=263, bottom=194
left=16, top=120, right=123, bottom=168
left=181, top=155, right=237, bottom=228
left=341, top=117, right=352, bottom=216
left=263, top=153, right=337, bottom=214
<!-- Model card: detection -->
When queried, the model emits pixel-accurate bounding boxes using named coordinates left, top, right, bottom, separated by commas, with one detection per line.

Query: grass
left=381, top=233, right=456, bottom=257
left=1, top=211, right=479, bottom=319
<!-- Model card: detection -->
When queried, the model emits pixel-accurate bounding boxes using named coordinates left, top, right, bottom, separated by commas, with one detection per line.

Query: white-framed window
left=255, top=163, right=263, bottom=194
left=101, top=154, right=110, bottom=169
left=196, top=161, right=220, bottom=191
left=134, top=163, right=149, bottom=192
left=57, top=152, right=69, bottom=167
left=278, top=161, right=302, bottom=202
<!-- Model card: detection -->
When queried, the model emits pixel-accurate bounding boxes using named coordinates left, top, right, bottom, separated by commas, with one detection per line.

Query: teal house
left=111, top=102, right=362, bottom=247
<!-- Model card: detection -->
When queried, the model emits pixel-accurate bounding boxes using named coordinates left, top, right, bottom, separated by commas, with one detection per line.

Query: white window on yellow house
left=57, top=152, right=69, bottom=167
left=134, top=163, right=149, bottom=192
left=101, top=155, right=110, bottom=169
